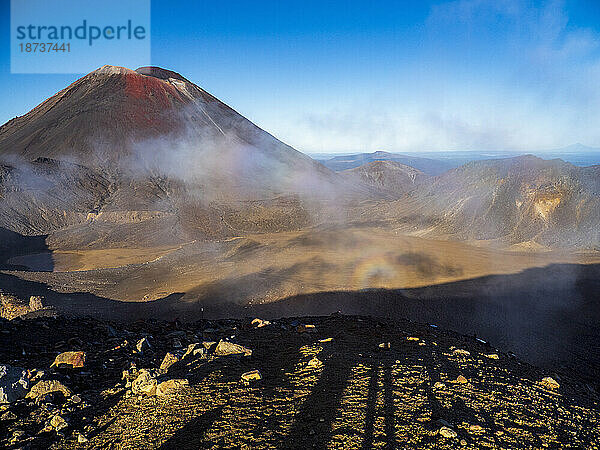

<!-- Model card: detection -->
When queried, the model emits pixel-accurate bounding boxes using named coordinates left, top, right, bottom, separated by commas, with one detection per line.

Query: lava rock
left=135, top=337, right=152, bottom=354
left=50, top=414, right=68, bottom=431
left=183, top=343, right=205, bottom=360
left=26, top=380, right=73, bottom=400
left=51, top=351, right=86, bottom=369
left=307, top=357, right=323, bottom=369
left=439, top=426, right=457, bottom=438
left=202, top=341, right=217, bottom=351
left=454, top=375, right=468, bottom=384
left=541, top=377, right=560, bottom=390
left=1, top=410, right=17, bottom=420
left=156, top=379, right=189, bottom=396
left=131, top=370, right=157, bottom=396
left=251, top=318, right=270, bottom=328
left=214, top=340, right=252, bottom=357
left=241, top=370, right=262, bottom=382
left=159, top=353, right=180, bottom=372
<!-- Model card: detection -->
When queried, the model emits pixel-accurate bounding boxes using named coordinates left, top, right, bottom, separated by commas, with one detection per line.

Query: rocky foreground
left=1, top=312, right=599, bottom=449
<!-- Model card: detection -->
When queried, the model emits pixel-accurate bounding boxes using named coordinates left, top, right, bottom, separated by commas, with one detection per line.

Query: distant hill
left=314, top=146, right=600, bottom=172
left=379, top=155, right=600, bottom=248
left=341, top=160, right=427, bottom=196
left=551, top=143, right=600, bottom=153
left=318, top=151, right=455, bottom=175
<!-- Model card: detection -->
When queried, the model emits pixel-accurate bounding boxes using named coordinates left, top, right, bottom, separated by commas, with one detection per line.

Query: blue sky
left=1, top=0, right=600, bottom=153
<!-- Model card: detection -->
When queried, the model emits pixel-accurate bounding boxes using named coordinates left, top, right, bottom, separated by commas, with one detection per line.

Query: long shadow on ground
left=1, top=260, right=599, bottom=386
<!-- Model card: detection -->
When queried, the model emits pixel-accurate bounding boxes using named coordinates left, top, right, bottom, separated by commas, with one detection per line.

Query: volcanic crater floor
left=1, top=314, right=599, bottom=449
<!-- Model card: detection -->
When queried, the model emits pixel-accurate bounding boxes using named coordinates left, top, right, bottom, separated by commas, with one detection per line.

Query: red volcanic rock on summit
left=0, top=65, right=311, bottom=169
left=0, top=66, right=232, bottom=163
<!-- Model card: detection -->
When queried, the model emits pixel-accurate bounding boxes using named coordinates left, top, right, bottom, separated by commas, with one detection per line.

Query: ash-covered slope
left=395, top=155, right=600, bottom=248
left=341, top=160, right=427, bottom=196
left=0, top=158, right=112, bottom=235
left=0, top=66, right=368, bottom=243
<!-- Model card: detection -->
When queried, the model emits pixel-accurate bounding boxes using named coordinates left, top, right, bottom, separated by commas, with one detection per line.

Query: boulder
left=241, top=370, right=262, bottom=382
left=439, top=426, right=457, bottom=438
left=214, top=340, right=252, bottom=357
left=454, top=375, right=468, bottom=384
left=135, top=337, right=152, bottom=354
left=541, top=377, right=560, bottom=390
left=182, top=343, right=205, bottom=360
left=50, top=415, right=68, bottom=431
left=122, top=368, right=137, bottom=382
left=296, top=324, right=316, bottom=333
left=2, top=410, right=17, bottom=420
left=0, top=292, right=29, bottom=320
left=251, top=318, right=270, bottom=328
left=131, top=369, right=157, bottom=396
left=307, top=357, right=323, bottom=369
left=0, top=365, right=30, bottom=403
left=202, top=341, right=217, bottom=351
left=26, top=380, right=72, bottom=400
left=156, top=379, right=189, bottom=396
left=51, top=351, right=86, bottom=369
left=159, top=353, right=179, bottom=372
left=28, top=296, right=44, bottom=311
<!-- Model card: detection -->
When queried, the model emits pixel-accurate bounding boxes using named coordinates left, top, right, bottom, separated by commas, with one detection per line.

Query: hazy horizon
left=305, top=143, right=600, bottom=156
left=304, top=144, right=600, bottom=168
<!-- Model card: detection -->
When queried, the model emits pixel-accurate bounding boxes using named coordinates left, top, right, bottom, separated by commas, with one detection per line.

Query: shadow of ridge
left=0, top=226, right=52, bottom=271
left=0, top=271, right=198, bottom=320
left=2, top=261, right=600, bottom=385
left=248, top=263, right=600, bottom=385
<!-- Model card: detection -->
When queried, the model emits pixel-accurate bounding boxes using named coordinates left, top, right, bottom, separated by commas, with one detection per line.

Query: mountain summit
left=0, top=65, right=321, bottom=174
left=0, top=65, right=367, bottom=242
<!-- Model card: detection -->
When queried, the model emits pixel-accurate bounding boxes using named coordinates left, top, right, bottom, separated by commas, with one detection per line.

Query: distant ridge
left=319, top=151, right=455, bottom=175
left=372, top=155, right=600, bottom=248
left=550, top=143, right=600, bottom=153
left=341, top=160, right=426, bottom=196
